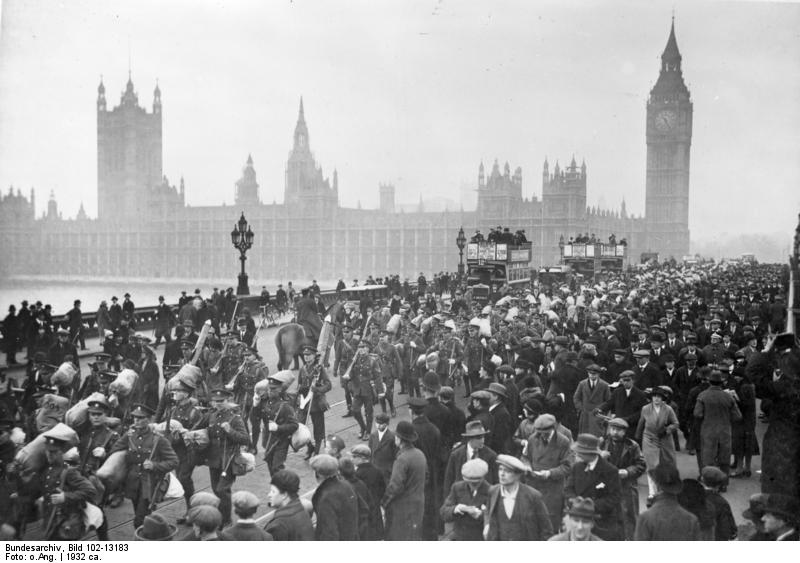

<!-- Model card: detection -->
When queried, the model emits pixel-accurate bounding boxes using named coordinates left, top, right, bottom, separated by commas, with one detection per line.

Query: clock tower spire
left=645, top=18, right=692, bottom=259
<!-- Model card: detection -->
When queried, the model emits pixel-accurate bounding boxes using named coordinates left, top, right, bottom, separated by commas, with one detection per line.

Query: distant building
left=0, top=22, right=690, bottom=282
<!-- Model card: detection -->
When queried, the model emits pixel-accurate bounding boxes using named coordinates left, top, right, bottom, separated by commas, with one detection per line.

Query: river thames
left=0, top=277, right=338, bottom=312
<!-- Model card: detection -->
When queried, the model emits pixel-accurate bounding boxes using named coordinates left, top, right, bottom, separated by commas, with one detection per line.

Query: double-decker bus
left=465, top=240, right=533, bottom=303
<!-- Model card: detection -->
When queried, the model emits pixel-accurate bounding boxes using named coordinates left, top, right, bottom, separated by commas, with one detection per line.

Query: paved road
left=17, top=322, right=765, bottom=540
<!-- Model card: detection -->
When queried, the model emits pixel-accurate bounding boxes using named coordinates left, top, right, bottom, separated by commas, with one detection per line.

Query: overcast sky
left=0, top=0, right=798, bottom=240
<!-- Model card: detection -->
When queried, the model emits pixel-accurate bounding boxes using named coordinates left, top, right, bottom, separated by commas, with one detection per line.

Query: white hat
left=481, top=305, right=492, bottom=315
left=468, top=318, right=482, bottom=328
left=444, top=320, right=457, bottom=331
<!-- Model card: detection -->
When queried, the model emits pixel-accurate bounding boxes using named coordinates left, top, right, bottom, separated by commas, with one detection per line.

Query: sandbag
left=183, top=428, right=210, bottom=449
left=65, top=392, right=107, bottom=428
left=15, top=434, right=48, bottom=474
left=254, top=379, right=270, bottom=398
left=163, top=471, right=184, bottom=500
left=52, top=362, right=78, bottom=388
left=386, top=314, right=402, bottom=335
left=36, top=394, right=70, bottom=433
left=176, top=364, right=202, bottom=389
left=96, top=450, right=127, bottom=487
left=109, top=368, right=138, bottom=397
left=152, top=420, right=185, bottom=436
left=504, top=307, right=519, bottom=322
left=10, top=427, right=26, bottom=446
left=478, top=317, right=492, bottom=338
left=290, top=423, right=312, bottom=451
left=83, top=503, right=104, bottom=531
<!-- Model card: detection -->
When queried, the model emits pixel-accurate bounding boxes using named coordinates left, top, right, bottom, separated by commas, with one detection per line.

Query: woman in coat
left=635, top=385, right=679, bottom=504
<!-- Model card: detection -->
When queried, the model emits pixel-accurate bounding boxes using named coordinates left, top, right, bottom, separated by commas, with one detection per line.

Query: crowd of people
left=0, top=258, right=799, bottom=542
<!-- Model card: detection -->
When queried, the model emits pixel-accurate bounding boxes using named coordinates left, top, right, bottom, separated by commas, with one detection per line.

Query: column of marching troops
left=1, top=260, right=799, bottom=541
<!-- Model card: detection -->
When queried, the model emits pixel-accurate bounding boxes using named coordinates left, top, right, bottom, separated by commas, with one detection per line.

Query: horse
left=274, top=301, right=345, bottom=370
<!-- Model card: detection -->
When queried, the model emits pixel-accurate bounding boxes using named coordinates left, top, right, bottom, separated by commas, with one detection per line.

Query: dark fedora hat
left=395, top=421, right=418, bottom=443
left=461, top=420, right=490, bottom=438
left=134, top=513, right=177, bottom=541
left=571, top=433, right=602, bottom=456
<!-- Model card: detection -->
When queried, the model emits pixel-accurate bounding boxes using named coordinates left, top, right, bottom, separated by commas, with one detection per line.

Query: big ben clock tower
left=645, top=19, right=692, bottom=259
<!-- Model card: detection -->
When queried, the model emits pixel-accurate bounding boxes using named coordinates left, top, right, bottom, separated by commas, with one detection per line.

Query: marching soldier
left=108, top=404, right=178, bottom=529
left=228, top=346, right=268, bottom=434
left=462, top=319, right=484, bottom=397
left=345, top=340, right=383, bottom=440
left=252, top=373, right=298, bottom=474
left=333, top=322, right=358, bottom=417
left=156, top=377, right=203, bottom=525
left=401, top=323, right=425, bottom=398
left=297, top=345, right=332, bottom=459
left=73, top=398, right=118, bottom=540
left=77, top=353, right=112, bottom=400
left=195, top=388, right=250, bottom=527
left=39, top=426, right=96, bottom=540
left=376, top=329, right=401, bottom=417
left=428, top=320, right=464, bottom=388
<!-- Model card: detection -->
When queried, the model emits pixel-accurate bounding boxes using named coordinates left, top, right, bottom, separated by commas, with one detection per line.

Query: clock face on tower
left=655, top=110, right=677, bottom=132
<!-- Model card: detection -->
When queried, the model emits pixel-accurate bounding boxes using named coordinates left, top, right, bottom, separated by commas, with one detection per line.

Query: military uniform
left=40, top=462, right=96, bottom=540
left=233, top=359, right=268, bottom=432
left=376, top=340, right=401, bottom=416
left=347, top=350, right=382, bottom=439
left=196, top=402, right=250, bottom=526
left=252, top=393, right=297, bottom=475
left=108, top=420, right=178, bottom=527
left=297, top=361, right=332, bottom=454
left=333, top=336, right=357, bottom=414
left=158, top=399, right=204, bottom=513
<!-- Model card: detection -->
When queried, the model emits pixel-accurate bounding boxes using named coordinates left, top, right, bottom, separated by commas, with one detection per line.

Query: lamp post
left=231, top=212, right=254, bottom=296
left=456, top=226, right=466, bottom=277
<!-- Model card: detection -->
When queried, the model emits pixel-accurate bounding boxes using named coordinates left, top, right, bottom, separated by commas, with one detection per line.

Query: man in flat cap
left=40, top=425, right=96, bottom=540
left=351, top=444, right=386, bottom=539
left=219, top=490, right=273, bottom=541
left=193, top=389, right=249, bottom=527
left=599, top=417, right=646, bottom=540
left=382, top=421, right=426, bottom=540
left=265, top=469, right=314, bottom=541
left=310, top=454, right=359, bottom=540
left=484, top=454, right=553, bottom=540
left=524, top=413, right=573, bottom=533
left=633, top=349, right=664, bottom=390
left=441, top=458, right=491, bottom=541
left=108, top=404, right=178, bottom=528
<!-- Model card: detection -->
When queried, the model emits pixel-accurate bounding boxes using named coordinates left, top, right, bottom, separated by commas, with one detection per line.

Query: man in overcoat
left=565, top=433, right=623, bottom=540
left=309, top=454, right=359, bottom=540
left=573, top=364, right=611, bottom=436
left=381, top=421, right=426, bottom=540
left=525, top=413, right=573, bottom=532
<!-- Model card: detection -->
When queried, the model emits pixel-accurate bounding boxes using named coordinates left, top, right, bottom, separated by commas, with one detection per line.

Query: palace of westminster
left=0, top=22, right=692, bottom=283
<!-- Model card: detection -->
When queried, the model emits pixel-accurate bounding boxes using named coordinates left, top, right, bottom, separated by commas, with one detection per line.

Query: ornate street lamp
left=231, top=212, right=254, bottom=295
left=456, top=226, right=467, bottom=276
